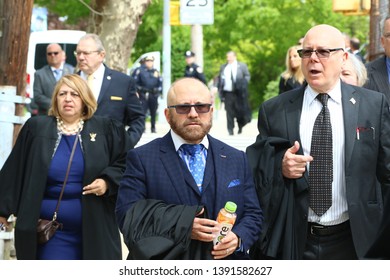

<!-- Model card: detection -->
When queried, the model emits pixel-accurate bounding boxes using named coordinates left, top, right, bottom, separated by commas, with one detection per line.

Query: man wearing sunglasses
left=116, top=77, right=262, bottom=260
left=250, top=24, right=390, bottom=260
left=33, top=43, right=75, bottom=115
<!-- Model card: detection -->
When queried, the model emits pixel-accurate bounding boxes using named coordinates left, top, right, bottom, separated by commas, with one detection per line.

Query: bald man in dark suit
left=251, top=24, right=390, bottom=260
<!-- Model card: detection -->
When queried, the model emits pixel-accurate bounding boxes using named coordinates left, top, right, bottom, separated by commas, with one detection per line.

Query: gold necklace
left=57, top=118, right=84, bottom=135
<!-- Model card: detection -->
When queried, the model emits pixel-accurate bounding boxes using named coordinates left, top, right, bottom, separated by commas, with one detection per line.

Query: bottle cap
left=224, top=201, right=237, bottom=213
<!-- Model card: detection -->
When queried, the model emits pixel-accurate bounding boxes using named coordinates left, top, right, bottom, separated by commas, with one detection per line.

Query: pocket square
left=227, top=179, right=241, bottom=188
left=110, top=96, right=123, bottom=101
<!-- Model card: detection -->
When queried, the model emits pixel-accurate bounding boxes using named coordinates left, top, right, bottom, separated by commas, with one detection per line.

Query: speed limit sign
left=180, top=0, right=214, bottom=25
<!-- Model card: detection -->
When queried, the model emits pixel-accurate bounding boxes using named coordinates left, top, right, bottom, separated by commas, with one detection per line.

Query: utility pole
left=191, top=24, right=204, bottom=67
left=159, top=0, right=171, bottom=123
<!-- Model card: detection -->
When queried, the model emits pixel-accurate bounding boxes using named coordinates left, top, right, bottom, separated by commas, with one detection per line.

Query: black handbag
left=37, top=131, right=80, bottom=244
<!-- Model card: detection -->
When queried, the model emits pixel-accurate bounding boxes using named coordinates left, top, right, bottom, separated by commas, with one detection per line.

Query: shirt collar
left=170, top=130, right=209, bottom=152
left=305, top=79, right=342, bottom=105
left=51, top=66, right=62, bottom=72
left=81, top=63, right=105, bottom=80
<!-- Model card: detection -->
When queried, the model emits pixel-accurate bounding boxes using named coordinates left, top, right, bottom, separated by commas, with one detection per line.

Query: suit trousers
left=303, top=221, right=358, bottom=260
left=224, top=91, right=236, bottom=133
left=140, top=93, right=159, bottom=130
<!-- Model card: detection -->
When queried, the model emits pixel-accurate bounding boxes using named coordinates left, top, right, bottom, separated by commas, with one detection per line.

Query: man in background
left=33, top=43, right=74, bottom=115
left=134, top=55, right=162, bottom=133
left=217, top=51, right=251, bottom=135
left=75, top=33, right=145, bottom=148
left=364, top=15, right=390, bottom=100
left=184, top=50, right=207, bottom=85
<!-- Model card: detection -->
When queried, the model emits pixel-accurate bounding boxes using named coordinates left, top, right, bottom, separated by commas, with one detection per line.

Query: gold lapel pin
left=90, top=133, right=97, bottom=142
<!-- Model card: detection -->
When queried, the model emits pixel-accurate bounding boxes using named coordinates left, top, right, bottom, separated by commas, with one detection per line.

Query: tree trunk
left=368, top=0, right=389, bottom=61
left=89, top=0, right=152, bottom=73
left=0, top=0, right=33, bottom=141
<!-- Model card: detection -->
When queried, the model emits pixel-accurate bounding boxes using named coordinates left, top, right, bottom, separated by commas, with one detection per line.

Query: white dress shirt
left=300, top=81, right=349, bottom=225
left=81, top=64, right=105, bottom=101
left=223, top=60, right=237, bottom=92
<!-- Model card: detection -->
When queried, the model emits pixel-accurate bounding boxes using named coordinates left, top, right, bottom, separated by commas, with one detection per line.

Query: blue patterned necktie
left=53, top=69, right=61, bottom=81
left=309, top=93, right=333, bottom=216
left=181, top=144, right=205, bottom=192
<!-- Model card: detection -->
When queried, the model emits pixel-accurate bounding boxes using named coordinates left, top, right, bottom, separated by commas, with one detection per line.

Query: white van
left=26, top=30, right=86, bottom=114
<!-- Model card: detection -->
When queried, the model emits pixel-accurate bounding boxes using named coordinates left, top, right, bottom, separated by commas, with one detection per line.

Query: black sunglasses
left=167, top=104, right=212, bottom=114
left=47, top=52, right=59, bottom=56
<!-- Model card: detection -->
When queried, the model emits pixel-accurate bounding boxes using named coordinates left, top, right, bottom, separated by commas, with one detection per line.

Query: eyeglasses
left=167, top=104, right=212, bottom=114
left=73, top=50, right=100, bottom=56
left=297, top=48, right=344, bottom=59
left=47, top=52, right=59, bottom=56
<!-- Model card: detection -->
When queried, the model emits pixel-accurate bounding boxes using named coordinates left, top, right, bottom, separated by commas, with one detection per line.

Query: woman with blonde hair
left=278, top=45, right=305, bottom=94
left=0, top=74, right=129, bottom=259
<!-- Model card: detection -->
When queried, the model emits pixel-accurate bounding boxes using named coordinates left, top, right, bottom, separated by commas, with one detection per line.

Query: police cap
left=184, top=50, right=195, bottom=57
left=144, top=55, right=154, bottom=61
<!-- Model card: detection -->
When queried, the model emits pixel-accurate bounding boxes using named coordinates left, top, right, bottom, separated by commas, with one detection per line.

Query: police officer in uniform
left=131, top=57, right=146, bottom=80
left=135, top=55, right=162, bottom=133
left=184, top=50, right=207, bottom=84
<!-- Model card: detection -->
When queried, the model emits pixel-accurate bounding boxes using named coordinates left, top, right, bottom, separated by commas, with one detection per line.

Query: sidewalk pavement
left=136, top=108, right=259, bottom=151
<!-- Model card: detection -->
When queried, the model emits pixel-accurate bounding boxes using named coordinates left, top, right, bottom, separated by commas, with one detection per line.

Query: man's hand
left=0, top=216, right=9, bottom=231
left=191, top=208, right=219, bottom=242
left=211, top=231, right=238, bottom=259
left=282, top=141, right=313, bottom=179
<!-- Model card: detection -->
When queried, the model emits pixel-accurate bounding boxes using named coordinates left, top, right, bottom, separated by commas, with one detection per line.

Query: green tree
left=36, top=0, right=369, bottom=110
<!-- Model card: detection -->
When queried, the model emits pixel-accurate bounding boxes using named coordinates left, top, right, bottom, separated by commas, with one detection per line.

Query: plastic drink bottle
left=213, top=201, right=237, bottom=245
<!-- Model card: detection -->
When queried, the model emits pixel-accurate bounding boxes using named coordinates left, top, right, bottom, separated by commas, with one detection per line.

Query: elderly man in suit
left=251, top=24, right=390, bottom=260
left=116, top=78, right=262, bottom=260
left=75, top=33, right=145, bottom=149
left=217, top=51, right=251, bottom=135
left=364, top=15, right=390, bottom=99
left=33, top=43, right=74, bottom=115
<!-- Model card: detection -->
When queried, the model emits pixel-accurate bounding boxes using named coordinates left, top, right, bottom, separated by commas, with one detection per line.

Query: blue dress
left=37, top=135, right=84, bottom=260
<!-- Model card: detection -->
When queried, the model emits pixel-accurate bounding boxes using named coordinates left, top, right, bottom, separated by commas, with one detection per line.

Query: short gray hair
left=78, top=33, right=105, bottom=52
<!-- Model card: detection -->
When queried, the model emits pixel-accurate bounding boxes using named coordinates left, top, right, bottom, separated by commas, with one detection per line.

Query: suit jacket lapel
left=285, top=86, right=310, bottom=191
left=341, top=82, right=359, bottom=168
left=375, top=57, right=390, bottom=94
left=45, top=65, right=56, bottom=84
left=285, top=87, right=304, bottom=150
left=159, top=133, right=200, bottom=202
left=201, top=137, right=218, bottom=193
left=98, top=67, right=111, bottom=104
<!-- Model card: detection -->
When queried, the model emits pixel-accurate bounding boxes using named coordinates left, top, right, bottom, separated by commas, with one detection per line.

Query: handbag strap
left=51, top=130, right=80, bottom=221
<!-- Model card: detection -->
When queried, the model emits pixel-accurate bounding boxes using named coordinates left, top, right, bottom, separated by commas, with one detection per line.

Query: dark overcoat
left=0, top=115, right=128, bottom=259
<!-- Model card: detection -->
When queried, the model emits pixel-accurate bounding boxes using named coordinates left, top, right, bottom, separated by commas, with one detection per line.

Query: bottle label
left=213, top=223, right=233, bottom=245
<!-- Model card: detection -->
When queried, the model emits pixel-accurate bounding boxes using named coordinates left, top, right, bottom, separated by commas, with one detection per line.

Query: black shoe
left=151, top=128, right=156, bottom=133
left=228, top=130, right=233, bottom=135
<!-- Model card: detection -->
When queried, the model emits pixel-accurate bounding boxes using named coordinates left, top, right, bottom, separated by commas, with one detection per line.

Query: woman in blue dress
left=0, top=74, right=129, bottom=259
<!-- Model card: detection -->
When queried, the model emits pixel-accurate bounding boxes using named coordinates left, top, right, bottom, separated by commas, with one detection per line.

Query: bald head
left=301, top=24, right=347, bottom=93
left=167, top=78, right=212, bottom=107
left=303, top=24, right=345, bottom=50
